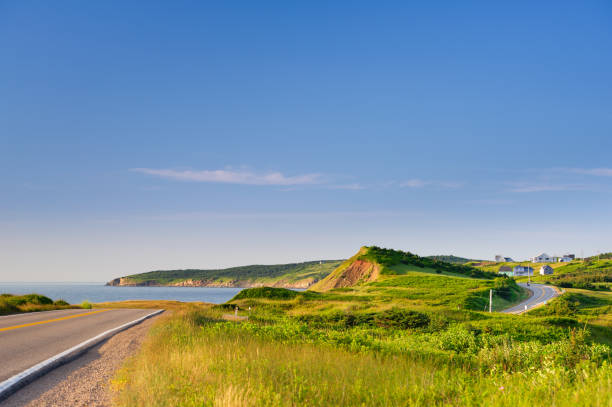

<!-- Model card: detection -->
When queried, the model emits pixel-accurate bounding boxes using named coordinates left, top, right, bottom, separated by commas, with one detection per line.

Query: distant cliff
left=106, top=260, right=343, bottom=289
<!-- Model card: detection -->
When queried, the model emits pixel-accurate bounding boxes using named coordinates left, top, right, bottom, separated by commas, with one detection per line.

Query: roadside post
left=489, top=289, right=493, bottom=313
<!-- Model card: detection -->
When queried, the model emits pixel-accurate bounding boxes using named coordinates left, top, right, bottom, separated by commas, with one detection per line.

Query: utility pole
left=528, top=267, right=531, bottom=285
left=489, top=289, right=493, bottom=313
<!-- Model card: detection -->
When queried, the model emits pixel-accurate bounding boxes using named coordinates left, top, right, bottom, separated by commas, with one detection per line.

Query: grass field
left=112, top=301, right=612, bottom=407
left=110, top=247, right=612, bottom=406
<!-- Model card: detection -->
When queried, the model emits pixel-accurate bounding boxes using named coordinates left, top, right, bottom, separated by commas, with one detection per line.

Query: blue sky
left=1, top=1, right=611, bottom=281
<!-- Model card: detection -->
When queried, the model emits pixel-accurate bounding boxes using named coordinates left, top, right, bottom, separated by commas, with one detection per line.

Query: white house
left=513, top=265, right=534, bottom=276
left=495, top=255, right=514, bottom=262
left=504, top=257, right=514, bottom=262
left=559, top=254, right=575, bottom=262
left=532, top=253, right=553, bottom=263
left=539, top=265, right=554, bottom=275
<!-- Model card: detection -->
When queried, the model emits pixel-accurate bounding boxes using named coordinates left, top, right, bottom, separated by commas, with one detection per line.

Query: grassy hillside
left=111, top=252, right=611, bottom=406
left=473, top=258, right=612, bottom=291
left=108, top=260, right=343, bottom=288
left=425, top=254, right=478, bottom=264
left=0, top=293, right=79, bottom=315
left=311, top=246, right=497, bottom=291
left=543, top=259, right=612, bottom=291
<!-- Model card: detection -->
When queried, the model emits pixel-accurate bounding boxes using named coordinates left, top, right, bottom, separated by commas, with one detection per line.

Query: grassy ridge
left=0, top=293, right=77, bottom=315
left=111, top=260, right=342, bottom=287
left=109, top=247, right=610, bottom=405
left=425, top=255, right=479, bottom=264
left=360, top=246, right=497, bottom=279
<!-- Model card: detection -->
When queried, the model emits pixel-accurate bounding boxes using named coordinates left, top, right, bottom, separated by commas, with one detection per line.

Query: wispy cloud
left=400, top=179, right=429, bottom=188
left=132, top=168, right=322, bottom=186
left=326, top=183, right=366, bottom=190
left=141, top=210, right=421, bottom=222
left=508, top=183, right=588, bottom=193
left=568, top=168, right=612, bottom=177
left=398, top=179, right=463, bottom=189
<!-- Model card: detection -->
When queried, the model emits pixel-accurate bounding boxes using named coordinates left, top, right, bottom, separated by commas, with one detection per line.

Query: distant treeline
left=425, top=255, right=477, bottom=264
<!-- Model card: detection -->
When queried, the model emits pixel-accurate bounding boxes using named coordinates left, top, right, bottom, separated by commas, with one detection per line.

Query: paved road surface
left=502, top=283, right=559, bottom=314
left=0, top=308, right=155, bottom=383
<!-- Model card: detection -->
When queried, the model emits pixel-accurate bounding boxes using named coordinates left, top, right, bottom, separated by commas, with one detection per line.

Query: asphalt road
left=0, top=308, right=156, bottom=383
left=503, top=283, right=560, bottom=314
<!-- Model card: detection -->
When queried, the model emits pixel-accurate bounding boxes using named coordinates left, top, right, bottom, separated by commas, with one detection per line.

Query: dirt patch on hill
left=331, top=260, right=380, bottom=288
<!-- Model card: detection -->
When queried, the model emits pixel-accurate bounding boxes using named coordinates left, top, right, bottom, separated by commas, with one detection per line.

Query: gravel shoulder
left=1, top=315, right=158, bottom=407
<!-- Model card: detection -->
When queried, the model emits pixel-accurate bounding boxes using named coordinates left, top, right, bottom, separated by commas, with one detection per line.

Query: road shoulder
left=1, top=315, right=158, bottom=407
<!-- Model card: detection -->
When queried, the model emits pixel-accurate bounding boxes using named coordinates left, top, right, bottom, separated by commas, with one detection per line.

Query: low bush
left=231, top=287, right=301, bottom=300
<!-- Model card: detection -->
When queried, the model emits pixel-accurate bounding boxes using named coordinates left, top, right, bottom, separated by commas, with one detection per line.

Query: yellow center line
left=0, top=309, right=111, bottom=332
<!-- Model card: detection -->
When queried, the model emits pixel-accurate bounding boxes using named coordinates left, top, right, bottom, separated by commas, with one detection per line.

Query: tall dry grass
left=112, top=310, right=612, bottom=407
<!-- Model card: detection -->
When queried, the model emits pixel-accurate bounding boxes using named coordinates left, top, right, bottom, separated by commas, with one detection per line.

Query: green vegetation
left=425, top=254, right=478, bottom=264
left=360, top=246, right=497, bottom=278
left=110, top=247, right=611, bottom=406
left=0, top=293, right=77, bottom=315
left=109, top=260, right=342, bottom=288
left=544, top=259, right=612, bottom=291
left=113, top=299, right=611, bottom=406
left=476, top=258, right=612, bottom=291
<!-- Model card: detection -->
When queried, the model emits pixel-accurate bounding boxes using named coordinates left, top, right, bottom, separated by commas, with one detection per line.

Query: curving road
left=502, top=283, right=560, bottom=314
left=0, top=308, right=157, bottom=383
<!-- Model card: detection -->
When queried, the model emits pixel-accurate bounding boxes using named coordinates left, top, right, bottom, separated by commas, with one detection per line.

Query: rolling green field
left=110, top=247, right=612, bottom=406
left=108, top=260, right=343, bottom=288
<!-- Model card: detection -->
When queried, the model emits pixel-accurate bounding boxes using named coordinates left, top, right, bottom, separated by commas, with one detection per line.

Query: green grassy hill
left=308, top=246, right=521, bottom=311
left=106, top=260, right=343, bottom=288
left=310, top=246, right=497, bottom=291
left=472, top=258, right=612, bottom=291
left=112, top=247, right=612, bottom=406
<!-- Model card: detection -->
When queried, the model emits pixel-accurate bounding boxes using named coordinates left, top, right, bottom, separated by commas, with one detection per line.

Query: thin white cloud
left=400, top=179, right=429, bottom=188
left=399, top=179, right=463, bottom=189
left=569, top=168, right=612, bottom=177
left=326, top=183, right=366, bottom=190
left=132, top=168, right=322, bottom=186
left=508, top=183, right=587, bottom=193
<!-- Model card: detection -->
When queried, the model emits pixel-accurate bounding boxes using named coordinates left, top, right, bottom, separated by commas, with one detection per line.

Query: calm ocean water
left=0, top=283, right=244, bottom=304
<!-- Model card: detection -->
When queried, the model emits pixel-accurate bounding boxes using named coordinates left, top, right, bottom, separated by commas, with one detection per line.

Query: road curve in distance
left=502, top=283, right=560, bottom=314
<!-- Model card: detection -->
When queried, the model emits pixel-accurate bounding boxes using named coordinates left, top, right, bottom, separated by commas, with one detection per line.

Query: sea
left=0, top=283, right=245, bottom=304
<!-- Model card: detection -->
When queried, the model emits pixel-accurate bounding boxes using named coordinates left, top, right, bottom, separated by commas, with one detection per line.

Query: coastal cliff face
left=105, top=277, right=317, bottom=289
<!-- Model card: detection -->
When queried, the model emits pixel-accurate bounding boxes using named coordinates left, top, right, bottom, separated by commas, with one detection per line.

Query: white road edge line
left=0, top=309, right=164, bottom=401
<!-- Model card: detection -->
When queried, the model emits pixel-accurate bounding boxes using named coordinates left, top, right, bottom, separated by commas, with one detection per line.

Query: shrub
left=232, top=287, right=301, bottom=300
left=81, top=301, right=93, bottom=309
left=374, top=308, right=430, bottom=329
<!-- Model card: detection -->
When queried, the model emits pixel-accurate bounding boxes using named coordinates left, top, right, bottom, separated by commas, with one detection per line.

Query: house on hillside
left=513, top=265, right=534, bottom=276
left=498, top=266, right=513, bottom=276
left=559, top=254, right=575, bottom=262
left=495, top=255, right=514, bottom=262
left=532, top=253, right=554, bottom=263
left=540, top=265, right=554, bottom=275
